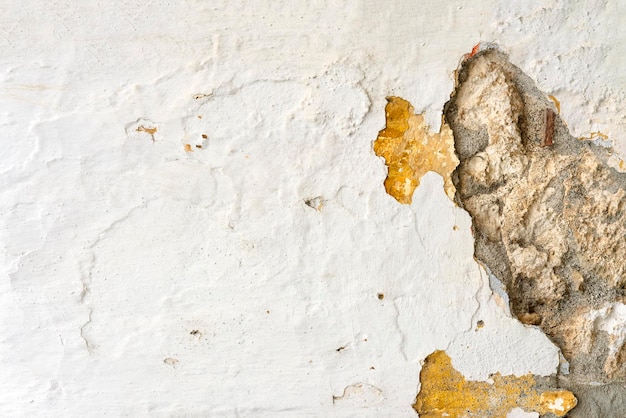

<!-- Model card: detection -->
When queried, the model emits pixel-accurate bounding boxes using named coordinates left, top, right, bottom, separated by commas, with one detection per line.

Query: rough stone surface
left=446, top=49, right=626, bottom=415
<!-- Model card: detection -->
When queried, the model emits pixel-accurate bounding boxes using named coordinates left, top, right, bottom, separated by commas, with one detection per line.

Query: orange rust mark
left=136, top=125, right=157, bottom=141
left=373, top=97, right=458, bottom=204
left=184, top=144, right=193, bottom=152
left=548, top=95, right=561, bottom=114
left=414, top=350, right=576, bottom=417
left=468, top=43, right=480, bottom=58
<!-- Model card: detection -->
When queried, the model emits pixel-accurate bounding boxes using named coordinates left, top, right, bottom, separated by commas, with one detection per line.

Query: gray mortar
left=444, top=49, right=626, bottom=416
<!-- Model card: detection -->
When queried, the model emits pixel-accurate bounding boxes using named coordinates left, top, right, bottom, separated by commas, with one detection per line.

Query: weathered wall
left=1, top=1, right=624, bottom=416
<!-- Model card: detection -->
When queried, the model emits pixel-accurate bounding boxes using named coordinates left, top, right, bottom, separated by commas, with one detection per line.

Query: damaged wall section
left=445, top=49, right=626, bottom=416
left=373, top=47, right=626, bottom=416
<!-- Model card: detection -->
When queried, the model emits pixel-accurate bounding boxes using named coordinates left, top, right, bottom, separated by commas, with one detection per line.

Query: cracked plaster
left=1, top=1, right=625, bottom=417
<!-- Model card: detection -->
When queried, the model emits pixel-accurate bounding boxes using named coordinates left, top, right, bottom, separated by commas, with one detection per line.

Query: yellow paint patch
left=373, top=97, right=459, bottom=204
left=414, top=351, right=576, bottom=417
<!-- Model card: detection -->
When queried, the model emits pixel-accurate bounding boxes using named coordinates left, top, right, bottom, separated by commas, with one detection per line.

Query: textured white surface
left=0, top=1, right=623, bottom=416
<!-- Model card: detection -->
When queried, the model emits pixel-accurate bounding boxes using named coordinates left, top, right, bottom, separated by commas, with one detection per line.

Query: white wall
left=1, top=1, right=623, bottom=416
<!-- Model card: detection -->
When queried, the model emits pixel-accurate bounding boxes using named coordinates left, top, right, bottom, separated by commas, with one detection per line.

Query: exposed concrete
left=445, top=49, right=626, bottom=416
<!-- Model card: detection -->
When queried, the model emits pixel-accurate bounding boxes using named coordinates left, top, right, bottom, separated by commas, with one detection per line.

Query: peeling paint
left=332, top=383, right=383, bottom=408
left=136, top=125, right=157, bottom=138
left=373, top=96, right=458, bottom=204
left=414, top=350, right=576, bottom=417
left=5, top=1, right=626, bottom=416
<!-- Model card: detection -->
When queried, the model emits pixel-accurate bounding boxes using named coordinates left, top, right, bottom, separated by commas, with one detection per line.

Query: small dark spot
left=202, top=134, right=208, bottom=139
left=304, top=196, right=324, bottom=211
left=190, top=330, right=200, bottom=336
left=266, top=310, right=270, bottom=314
left=370, top=366, right=375, bottom=370
left=377, top=293, right=384, bottom=300
left=197, top=115, right=202, bottom=119
left=163, top=357, right=179, bottom=366
left=195, top=144, right=202, bottom=148
left=476, top=320, right=484, bottom=329
left=336, top=345, right=346, bottom=352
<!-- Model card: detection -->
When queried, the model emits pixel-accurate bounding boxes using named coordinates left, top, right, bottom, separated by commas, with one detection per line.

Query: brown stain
left=468, top=43, right=481, bottom=58
left=542, top=108, right=555, bottom=147
left=184, top=144, right=193, bottom=152
left=414, top=350, right=577, bottom=417
left=136, top=125, right=157, bottom=141
left=373, top=97, right=458, bottom=204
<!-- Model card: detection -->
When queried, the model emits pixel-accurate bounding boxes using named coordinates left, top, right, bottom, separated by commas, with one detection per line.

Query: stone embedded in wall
left=414, top=350, right=576, bottom=417
left=373, top=96, right=458, bottom=204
